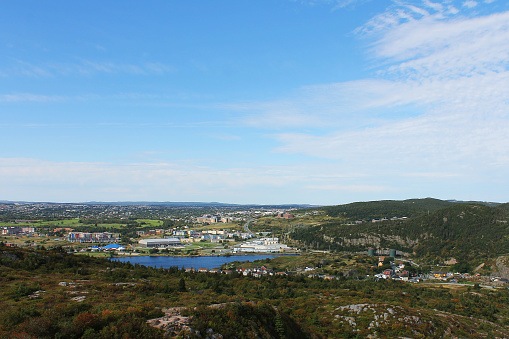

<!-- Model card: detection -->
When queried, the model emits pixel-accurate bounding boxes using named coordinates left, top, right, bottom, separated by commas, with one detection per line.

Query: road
left=397, top=258, right=420, bottom=267
left=243, top=219, right=255, bottom=237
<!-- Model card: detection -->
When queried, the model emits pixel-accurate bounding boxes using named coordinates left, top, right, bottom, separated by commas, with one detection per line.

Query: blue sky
left=1, top=0, right=509, bottom=205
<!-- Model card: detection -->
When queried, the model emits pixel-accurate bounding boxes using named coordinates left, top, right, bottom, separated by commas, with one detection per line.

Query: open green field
left=0, top=219, right=81, bottom=227
left=1, top=235, right=67, bottom=247
left=136, top=219, right=164, bottom=227
left=0, top=219, right=126, bottom=229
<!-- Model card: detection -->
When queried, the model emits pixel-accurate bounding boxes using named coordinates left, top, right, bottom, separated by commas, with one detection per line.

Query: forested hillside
left=320, top=198, right=455, bottom=220
left=291, top=202, right=509, bottom=261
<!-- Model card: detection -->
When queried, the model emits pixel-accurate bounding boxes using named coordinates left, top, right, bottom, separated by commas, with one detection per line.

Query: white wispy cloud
left=304, top=184, right=394, bottom=193
left=232, top=0, right=509, bottom=193
left=212, top=134, right=242, bottom=141
left=0, top=157, right=403, bottom=203
left=0, top=93, right=65, bottom=102
left=373, top=10, right=509, bottom=78
left=329, top=0, right=367, bottom=9
left=298, top=0, right=368, bottom=9
left=12, top=60, right=54, bottom=78
left=463, top=1, right=478, bottom=8
left=4, top=60, right=176, bottom=77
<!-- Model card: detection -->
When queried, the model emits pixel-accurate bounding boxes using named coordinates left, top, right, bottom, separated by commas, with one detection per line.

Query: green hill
left=291, top=202, right=509, bottom=261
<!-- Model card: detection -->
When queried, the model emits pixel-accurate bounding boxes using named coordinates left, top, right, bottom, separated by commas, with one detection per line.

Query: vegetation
left=290, top=202, right=509, bottom=262
left=1, top=199, right=509, bottom=337
left=317, top=198, right=455, bottom=220
left=1, top=244, right=509, bottom=338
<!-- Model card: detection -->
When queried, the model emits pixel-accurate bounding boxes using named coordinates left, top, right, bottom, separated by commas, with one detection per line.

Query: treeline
left=321, top=198, right=454, bottom=220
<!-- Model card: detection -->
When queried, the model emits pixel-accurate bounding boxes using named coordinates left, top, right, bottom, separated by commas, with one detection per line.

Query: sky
left=1, top=0, right=509, bottom=205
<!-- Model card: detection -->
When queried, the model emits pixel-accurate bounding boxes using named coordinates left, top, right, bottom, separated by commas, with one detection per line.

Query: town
left=1, top=202, right=507, bottom=290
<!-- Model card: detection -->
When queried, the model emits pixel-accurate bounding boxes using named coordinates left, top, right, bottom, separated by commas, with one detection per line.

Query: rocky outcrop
left=148, top=306, right=228, bottom=338
left=492, top=255, right=509, bottom=279
left=147, top=307, right=194, bottom=337
left=331, top=303, right=509, bottom=338
left=331, top=233, right=418, bottom=248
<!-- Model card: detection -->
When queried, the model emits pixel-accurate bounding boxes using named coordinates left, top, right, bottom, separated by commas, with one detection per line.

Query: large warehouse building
left=138, top=238, right=182, bottom=248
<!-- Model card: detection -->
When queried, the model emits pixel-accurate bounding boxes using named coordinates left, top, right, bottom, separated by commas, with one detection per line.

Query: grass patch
left=136, top=219, right=163, bottom=227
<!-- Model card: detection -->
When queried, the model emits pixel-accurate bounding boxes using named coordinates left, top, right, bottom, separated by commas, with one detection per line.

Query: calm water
left=109, top=254, right=286, bottom=270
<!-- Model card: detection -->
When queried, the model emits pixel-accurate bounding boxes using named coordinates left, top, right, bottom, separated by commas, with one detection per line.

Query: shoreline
left=108, top=252, right=299, bottom=258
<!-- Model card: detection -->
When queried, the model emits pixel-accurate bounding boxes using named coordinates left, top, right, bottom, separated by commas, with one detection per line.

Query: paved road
left=398, top=258, right=420, bottom=267
left=243, top=219, right=255, bottom=237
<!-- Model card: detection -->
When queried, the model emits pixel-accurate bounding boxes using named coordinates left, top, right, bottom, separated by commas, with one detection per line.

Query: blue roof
left=102, top=244, right=123, bottom=249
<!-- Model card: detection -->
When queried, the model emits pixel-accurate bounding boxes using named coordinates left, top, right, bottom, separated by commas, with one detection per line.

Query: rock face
left=147, top=307, right=194, bottom=337
left=327, top=233, right=418, bottom=248
left=493, top=255, right=509, bottom=279
left=444, top=258, right=458, bottom=265
left=331, top=303, right=509, bottom=338
left=147, top=306, right=225, bottom=338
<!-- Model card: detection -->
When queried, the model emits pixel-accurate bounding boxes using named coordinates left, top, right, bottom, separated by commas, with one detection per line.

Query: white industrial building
left=233, top=237, right=289, bottom=253
left=138, top=238, right=182, bottom=248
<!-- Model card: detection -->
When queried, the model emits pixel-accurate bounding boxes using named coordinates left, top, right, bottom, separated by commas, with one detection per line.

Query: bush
left=11, top=283, right=40, bottom=298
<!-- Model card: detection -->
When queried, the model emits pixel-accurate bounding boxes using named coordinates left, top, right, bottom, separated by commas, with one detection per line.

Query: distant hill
left=291, top=201, right=509, bottom=262
left=319, top=198, right=455, bottom=220
left=0, top=200, right=315, bottom=209
left=82, top=201, right=315, bottom=209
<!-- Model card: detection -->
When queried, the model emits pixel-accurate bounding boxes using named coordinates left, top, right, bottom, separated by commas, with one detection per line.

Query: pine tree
left=275, top=312, right=285, bottom=339
left=178, top=278, right=186, bottom=292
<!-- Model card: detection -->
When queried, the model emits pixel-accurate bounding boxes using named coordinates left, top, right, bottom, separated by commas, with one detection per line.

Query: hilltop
left=314, top=197, right=499, bottom=221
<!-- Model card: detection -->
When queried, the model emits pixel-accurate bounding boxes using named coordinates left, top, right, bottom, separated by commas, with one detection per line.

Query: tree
left=275, top=312, right=285, bottom=339
left=178, top=278, right=187, bottom=292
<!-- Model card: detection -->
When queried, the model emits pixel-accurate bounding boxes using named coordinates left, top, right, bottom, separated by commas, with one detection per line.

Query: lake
left=110, top=254, right=287, bottom=270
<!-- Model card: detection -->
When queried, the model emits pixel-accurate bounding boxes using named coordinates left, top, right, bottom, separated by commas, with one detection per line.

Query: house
left=430, top=271, right=447, bottom=279
left=398, top=271, right=409, bottom=281
left=383, top=269, right=394, bottom=277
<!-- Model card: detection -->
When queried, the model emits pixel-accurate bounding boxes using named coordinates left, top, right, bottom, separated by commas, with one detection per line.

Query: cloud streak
left=228, top=1, right=509, bottom=197
left=0, top=157, right=410, bottom=203
left=4, top=59, right=176, bottom=78
left=0, top=93, right=65, bottom=102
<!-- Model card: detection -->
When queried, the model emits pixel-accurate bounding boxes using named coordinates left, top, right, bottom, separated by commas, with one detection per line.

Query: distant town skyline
left=1, top=0, right=509, bottom=205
